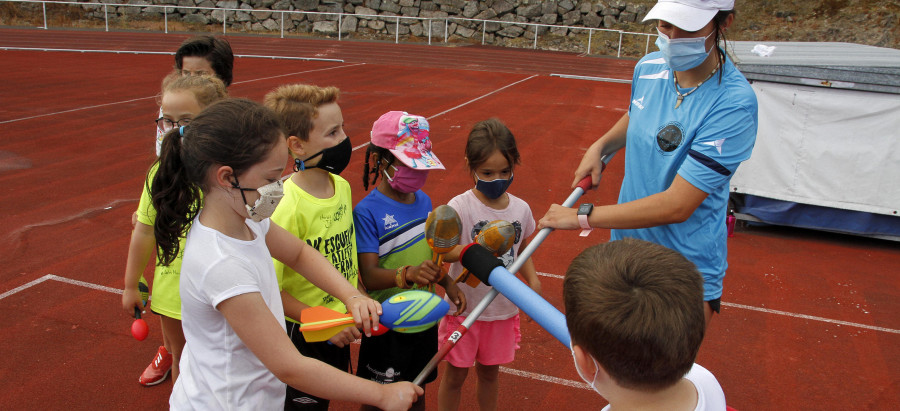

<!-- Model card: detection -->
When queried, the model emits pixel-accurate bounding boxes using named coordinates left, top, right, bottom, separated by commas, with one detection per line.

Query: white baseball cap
left=643, top=0, right=735, bottom=32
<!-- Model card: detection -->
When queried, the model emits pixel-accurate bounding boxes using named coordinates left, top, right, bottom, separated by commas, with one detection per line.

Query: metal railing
left=1, top=0, right=658, bottom=57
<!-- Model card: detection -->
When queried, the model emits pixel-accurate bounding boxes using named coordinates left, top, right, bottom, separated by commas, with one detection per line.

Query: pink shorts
left=437, top=314, right=521, bottom=368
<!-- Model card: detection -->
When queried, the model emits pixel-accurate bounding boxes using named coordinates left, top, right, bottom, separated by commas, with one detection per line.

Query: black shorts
left=707, top=298, right=721, bottom=314
left=357, top=325, right=438, bottom=385
left=284, top=321, right=351, bottom=411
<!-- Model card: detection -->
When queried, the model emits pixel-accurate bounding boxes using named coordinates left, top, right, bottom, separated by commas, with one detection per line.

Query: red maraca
left=132, top=307, right=149, bottom=341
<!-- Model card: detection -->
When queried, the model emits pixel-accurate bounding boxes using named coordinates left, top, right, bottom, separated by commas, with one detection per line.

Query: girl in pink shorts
left=437, top=118, right=541, bottom=410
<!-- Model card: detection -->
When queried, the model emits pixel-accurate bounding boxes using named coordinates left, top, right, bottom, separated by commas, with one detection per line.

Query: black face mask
left=294, top=137, right=352, bottom=175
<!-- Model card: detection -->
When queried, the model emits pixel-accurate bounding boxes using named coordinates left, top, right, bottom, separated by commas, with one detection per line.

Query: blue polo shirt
left=611, top=51, right=758, bottom=300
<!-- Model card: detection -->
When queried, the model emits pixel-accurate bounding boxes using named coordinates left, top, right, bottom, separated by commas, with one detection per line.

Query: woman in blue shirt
left=539, top=0, right=758, bottom=325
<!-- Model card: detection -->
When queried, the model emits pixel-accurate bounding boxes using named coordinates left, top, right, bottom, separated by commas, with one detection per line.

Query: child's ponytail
left=150, top=98, right=285, bottom=265
left=151, top=126, right=201, bottom=266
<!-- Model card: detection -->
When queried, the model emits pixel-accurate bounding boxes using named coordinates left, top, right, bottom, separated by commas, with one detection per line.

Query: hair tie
left=179, top=125, right=186, bottom=137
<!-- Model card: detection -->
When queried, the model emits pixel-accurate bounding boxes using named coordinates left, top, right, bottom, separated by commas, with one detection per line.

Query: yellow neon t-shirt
left=271, top=174, right=359, bottom=323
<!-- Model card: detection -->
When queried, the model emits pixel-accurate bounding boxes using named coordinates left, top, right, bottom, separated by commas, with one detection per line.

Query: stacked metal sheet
left=728, top=41, right=900, bottom=94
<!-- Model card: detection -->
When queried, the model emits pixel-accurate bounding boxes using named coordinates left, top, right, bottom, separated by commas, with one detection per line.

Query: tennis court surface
left=0, top=28, right=897, bottom=410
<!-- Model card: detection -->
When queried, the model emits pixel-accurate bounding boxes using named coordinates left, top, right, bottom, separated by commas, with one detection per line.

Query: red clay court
left=0, top=28, right=897, bottom=410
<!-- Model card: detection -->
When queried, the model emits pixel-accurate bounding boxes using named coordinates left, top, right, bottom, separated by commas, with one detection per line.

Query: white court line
left=0, top=97, right=154, bottom=125
left=538, top=271, right=563, bottom=279
left=6, top=198, right=136, bottom=241
left=500, top=366, right=590, bottom=390
left=350, top=75, right=538, bottom=153
left=427, top=75, right=538, bottom=120
left=231, top=63, right=365, bottom=85
left=0, top=63, right=361, bottom=125
left=0, top=47, right=344, bottom=62
left=0, top=46, right=171, bottom=55
left=720, top=302, right=900, bottom=334
left=0, top=275, right=54, bottom=301
left=550, top=73, right=632, bottom=83
left=534, top=272, right=900, bottom=334
left=0, top=274, right=123, bottom=301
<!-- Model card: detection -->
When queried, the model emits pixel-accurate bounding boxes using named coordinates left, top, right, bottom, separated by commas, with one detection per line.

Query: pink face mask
left=384, top=164, right=428, bottom=193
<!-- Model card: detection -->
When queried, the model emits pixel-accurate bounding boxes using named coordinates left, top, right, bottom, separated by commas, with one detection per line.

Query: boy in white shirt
left=563, top=238, right=728, bottom=411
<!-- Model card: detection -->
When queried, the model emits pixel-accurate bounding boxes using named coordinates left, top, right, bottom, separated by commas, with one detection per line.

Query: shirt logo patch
left=382, top=214, right=398, bottom=230
left=632, top=96, right=645, bottom=110
left=655, top=122, right=684, bottom=155
left=701, top=139, right=725, bottom=155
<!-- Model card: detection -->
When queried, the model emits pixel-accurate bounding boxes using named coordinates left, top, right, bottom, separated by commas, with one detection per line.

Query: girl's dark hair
left=174, top=35, right=234, bottom=86
left=465, top=118, right=520, bottom=172
left=150, top=98, right=284, bottom=265
left=713, top=9, right=735, bottom=83
left=362, top=144, right=396, bottom=190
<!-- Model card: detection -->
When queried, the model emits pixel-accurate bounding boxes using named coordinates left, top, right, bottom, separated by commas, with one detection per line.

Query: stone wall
left=71, top=1, right=650, bottom=47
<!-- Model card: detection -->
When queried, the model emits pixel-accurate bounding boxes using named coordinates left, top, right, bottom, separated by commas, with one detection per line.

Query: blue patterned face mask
left=655, top=29, right=714, bottom=71
left=474, top=174, right=514, bottom=200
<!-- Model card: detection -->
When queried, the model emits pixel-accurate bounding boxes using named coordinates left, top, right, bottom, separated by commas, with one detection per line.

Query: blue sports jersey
left=353, top=188, right=434, bottom=302
left=611, top=51, right=758, bottom=300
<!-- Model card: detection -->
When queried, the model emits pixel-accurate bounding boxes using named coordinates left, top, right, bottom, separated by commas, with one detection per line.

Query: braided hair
left=362, top=143, right=397, bottom=191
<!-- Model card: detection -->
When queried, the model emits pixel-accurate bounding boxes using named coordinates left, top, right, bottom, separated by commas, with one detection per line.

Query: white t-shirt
left=170, top=217, right=287, bottom=410
left=601, top=364, right=727, bottom=411
left=445, top=189, right=535, bottom=321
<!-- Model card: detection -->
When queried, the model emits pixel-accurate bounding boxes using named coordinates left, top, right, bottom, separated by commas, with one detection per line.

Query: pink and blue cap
left=370, top=111, right=445, bottom=170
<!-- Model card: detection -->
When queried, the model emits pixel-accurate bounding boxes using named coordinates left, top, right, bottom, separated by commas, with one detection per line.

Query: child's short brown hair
left=174, top=35, right=234, bottom=86
left=263, top=84, right=340, bottom=141
left=563, top=238, right=706, bottom=391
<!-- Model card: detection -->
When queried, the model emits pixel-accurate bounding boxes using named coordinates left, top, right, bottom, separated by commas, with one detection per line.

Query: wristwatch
left=577, top=203, right=594, bottom=237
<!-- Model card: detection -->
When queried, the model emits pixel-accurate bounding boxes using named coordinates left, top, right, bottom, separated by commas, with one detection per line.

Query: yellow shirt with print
left=271, top=174, right=359, bottom=324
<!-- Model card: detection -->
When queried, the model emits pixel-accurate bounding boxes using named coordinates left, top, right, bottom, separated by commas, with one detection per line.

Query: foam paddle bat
left=454, top=219, right=516, bottom=287
left=425, top=205, right=462, bottom=282
left=297, top=306, right=376, bottom=343
left=297, top=291, right=450, bottom=342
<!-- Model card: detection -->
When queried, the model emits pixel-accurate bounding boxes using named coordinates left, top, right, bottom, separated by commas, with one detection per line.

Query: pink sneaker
left=139, top=346, right=172, bottom=386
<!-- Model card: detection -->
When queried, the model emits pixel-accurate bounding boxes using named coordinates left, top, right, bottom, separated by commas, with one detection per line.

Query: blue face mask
left=655, top=29, right=714, bottom=71
left=475, top=173, right=513, bottom=200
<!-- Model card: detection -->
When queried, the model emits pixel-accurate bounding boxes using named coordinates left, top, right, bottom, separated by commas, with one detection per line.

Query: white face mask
left=571, top=344, right=602, bottom=395
left=155, top=127, right=166, bottom=157
left=232, top=176, right=287, bottom=222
